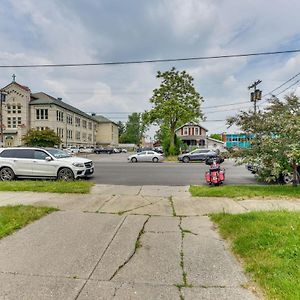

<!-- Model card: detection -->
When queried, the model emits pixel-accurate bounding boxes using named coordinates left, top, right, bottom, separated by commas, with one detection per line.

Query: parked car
left=178, top=149, right=218, bottom=163
left=68, top=146, right=80, bottom=154
left=128, top=151, right=164, bottom=163
left=245, top=163, right=300, bottom=184
left=0, top=147, right=94, bottom=181
left=94, top=147, right=114, bottom=154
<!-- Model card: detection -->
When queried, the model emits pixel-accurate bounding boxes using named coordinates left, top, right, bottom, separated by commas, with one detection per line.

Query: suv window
left=0, top=149, right=34, bottom=159
left=34, top=150, right=49, bottom=160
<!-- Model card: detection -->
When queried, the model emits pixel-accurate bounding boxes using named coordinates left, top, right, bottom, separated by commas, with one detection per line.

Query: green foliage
left=0, top=205, right=57, bottom=239
left=143, top=67, right=203, bottom=155
left=189, top=185, right=300, bottom=199
left=227, top=94, right=300, bottom=184
left=119, top=113, right=146, bottom=145
left=211, top=211, right=300, bottom=299
left=117, top=121, right=125, bottom=138
left=22, top=128, right=61, bottom=147
left=210, top=133, right=222, bottom=141
left=0, top=180, right=93, bottom=193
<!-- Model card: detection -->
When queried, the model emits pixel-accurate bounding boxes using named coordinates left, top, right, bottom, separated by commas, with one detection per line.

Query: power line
left=1, top=49, right=300, bottom=68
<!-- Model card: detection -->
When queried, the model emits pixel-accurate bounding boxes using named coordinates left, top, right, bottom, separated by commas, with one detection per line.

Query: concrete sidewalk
left=1, top=184, right=299, bottom=299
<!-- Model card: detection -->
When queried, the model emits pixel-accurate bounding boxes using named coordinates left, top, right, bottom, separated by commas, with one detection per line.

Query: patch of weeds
left=169, top=196, right=177, bottom=217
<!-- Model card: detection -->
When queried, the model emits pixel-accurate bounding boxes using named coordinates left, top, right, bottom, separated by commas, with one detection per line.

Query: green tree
left=120, top=113, right=146, bottom=145
left=117, top=121, right=125, bottom=139
left=143, top=67, right=203, bottom=155
left=22, top=129, right=61, bottom=147
left=210, top=133, right=222, bottom=141
left=227, top=94, right=300, bottom=185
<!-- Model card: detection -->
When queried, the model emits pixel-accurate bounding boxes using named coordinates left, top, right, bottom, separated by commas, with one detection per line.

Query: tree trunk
left=292, top=161, right=298, bottom=186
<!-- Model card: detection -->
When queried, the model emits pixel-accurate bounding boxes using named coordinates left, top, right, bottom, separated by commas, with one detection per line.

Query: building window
left=67, top=114, right=73, bottom=125
left=12, top=105, right=16, bottom=114
left=183, top=127, right=188, bottom=135
left=36, top=109, right=48, bottom=120
left=17, top=117, right=21, bottom=126
left=67, top=130, right=73, bottom=139
left=82, top=132, right=87, bottom=141
left=17, top=105, right=21, bottom=114
left=82, top=120, right=87, bottom=129
left=75, top=117, right=80, bottom=127
left=56, top=128, right=64, bottom=138
left=88, top=134, right=92, bottom=141
left=56, top=110, right=64, bottom=122
left=194, top=127, right=199, bottom=135
left=12, top=117, right=17, bottom=128
left=76, top=131, right=80, bottom=140
left=88, top=122, right=92, bottom=130
left=7, top=117, right=11, bottom=128
left=7, top=105, right=11, bottom=114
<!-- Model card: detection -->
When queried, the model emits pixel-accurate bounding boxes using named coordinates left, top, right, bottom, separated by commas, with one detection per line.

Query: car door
left=6, top=149, right=34, bottom=176
left=137, top=151, right=147, bottom=162
left=147, top=151, right=157, bottom=161
left=31, top=150, right=58, bottom=177
left=190, top=150, right=201, bottom=161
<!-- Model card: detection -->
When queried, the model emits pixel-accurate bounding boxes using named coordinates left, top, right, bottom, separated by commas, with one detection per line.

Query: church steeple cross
left=12, top=74, right=16, bottom=82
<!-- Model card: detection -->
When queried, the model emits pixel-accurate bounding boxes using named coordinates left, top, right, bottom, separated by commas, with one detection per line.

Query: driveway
left=0, top=185, right=262, bottom=300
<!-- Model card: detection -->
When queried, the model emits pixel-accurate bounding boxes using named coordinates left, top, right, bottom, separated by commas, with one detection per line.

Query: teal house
left=225, top=133, right=252, bottom=149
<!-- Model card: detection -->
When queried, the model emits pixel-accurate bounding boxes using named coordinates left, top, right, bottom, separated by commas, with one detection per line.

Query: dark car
left=178, top=149, right=218, bottom=163
left=94, top=148, right=114, bottom=154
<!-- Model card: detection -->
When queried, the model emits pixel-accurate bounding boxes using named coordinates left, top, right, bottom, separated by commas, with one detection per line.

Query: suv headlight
left=72, top=162, right=84, bottom=167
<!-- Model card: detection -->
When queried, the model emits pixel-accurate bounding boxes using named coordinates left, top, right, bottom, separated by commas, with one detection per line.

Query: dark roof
left=176, top=122, right=208, bottom=132
left=30, top=92, right=97, bottom=121
left=92, top=115, right=118, bottom=126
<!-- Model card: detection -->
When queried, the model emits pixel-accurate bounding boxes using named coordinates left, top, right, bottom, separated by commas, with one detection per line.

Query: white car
left=128, top=151, right=164, bottom=163
left=0, top=147, right=94, bottom=181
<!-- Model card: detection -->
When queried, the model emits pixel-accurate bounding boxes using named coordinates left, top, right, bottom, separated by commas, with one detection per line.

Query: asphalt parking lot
left=81, top=153, right=257, bottom=186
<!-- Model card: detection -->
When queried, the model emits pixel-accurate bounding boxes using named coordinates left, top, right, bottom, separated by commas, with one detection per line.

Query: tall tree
left=228, top=94, right=300, bottom=185
left=117, top=121, right=125, bottom=139
left=210, top=133, right=222, bottom=141
left=143, top=67, right=203, bottom=155
left=22, top=128, right=61, bottom=147
left=120, top=113, right=145, bottom=145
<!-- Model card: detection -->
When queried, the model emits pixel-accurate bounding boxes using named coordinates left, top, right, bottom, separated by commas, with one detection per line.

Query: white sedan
left=128, top=151, right=164, bottom=163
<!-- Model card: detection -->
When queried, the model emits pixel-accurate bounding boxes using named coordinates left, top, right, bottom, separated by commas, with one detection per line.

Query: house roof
left=206, top=137, right=225, bottom=144
left=92, top=115, right=118, bottom=126
left=176, top=122, right=208, bottom=132
left=30, top=92, right=97, bottom=121
left=1, top=81, right=31, bottom=92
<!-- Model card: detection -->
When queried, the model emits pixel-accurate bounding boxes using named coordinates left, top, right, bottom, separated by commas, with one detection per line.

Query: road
left=86, top=153, right=257, bottom=186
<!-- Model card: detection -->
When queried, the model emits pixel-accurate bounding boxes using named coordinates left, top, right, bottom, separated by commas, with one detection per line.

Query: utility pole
left=0, top=91, right=7, bottom=147
left=248, top=80, right=262, bottom=114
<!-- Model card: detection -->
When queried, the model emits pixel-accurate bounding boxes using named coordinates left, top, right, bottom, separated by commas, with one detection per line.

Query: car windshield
left=46, top=148, right=71, bottom=158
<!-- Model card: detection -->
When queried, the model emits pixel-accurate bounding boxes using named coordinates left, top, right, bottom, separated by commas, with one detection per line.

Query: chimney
left=221, top=132, right=227, bottom=142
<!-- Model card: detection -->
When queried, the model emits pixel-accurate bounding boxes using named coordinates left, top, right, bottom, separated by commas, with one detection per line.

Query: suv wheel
left=183, top=156, right=190, bottom=163
left=57, top=168, right=74, bottom=181
left=0, top=167, right=15, bottom=181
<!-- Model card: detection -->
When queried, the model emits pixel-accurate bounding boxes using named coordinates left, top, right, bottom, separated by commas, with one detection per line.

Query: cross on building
left=12, top=74, right=16, bottom=82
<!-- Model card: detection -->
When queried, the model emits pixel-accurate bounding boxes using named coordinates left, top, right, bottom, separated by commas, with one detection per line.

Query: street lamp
left=0, top=90, right=7, bottom=147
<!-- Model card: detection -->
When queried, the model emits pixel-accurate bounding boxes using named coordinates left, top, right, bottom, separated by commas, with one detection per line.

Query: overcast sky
left=1, top=0, right=300, bottom=138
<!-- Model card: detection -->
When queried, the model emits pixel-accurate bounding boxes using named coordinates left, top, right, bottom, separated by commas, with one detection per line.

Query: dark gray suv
left=178, top=149, right=218, bottom=163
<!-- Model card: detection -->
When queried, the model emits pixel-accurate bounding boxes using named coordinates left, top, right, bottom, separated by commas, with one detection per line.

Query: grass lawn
left=0, top=180, right=94, bottom=194
left=0, top=205, right=57, bottom=239
left=164, top=155, right=179, bottom=162
left=190, top=185, right=300, bottom=199
left=211, top=211, right=300, bottom=300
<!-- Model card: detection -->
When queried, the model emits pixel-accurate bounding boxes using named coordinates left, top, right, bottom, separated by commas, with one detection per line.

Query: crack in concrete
left=136, top=186, right=143, bottom=196
left=116, top=200, right=161, bottom=215
left=109, top=216, right=150, bottom=281
left=74, top=215, right=127, bottom=300
left=96, top=195, right=115, bottom=212
left=112, top=282, right=124, bottom=298
left=175, top=217, right=193, bottom=300
left=169, top=196, right=177, bottom=217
